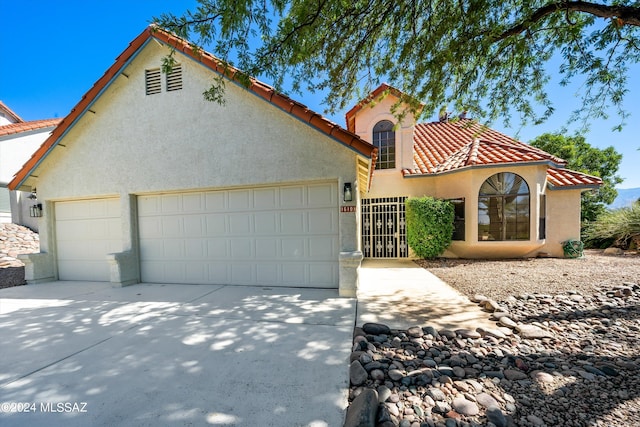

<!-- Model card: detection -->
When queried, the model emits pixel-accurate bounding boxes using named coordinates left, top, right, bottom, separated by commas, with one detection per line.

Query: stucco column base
left=18, top=252, right=55, bottom=284
left=107, top=251, right=139, bottom=287
left=339, top=251, right=363, bottom=297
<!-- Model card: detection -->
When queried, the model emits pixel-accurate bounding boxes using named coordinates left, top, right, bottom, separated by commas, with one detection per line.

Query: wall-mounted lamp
left=343, top=183, right=353, bottom=202
left=30, top=203, right=43, bottom=218
left=28, top=188, right=37, bottom=200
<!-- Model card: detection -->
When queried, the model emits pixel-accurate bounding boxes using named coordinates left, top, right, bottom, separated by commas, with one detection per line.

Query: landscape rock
left=344, top=388, right=378, bottom=427
left=347, top=282, right=640, bottom=427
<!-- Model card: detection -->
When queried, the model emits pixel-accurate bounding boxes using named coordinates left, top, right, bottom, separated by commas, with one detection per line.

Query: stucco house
left=0, top=101, right=60, bottom=230
left=348, top=84, right=602, bottom=260
left=9, top=27, right=600, bottom=295
left=9, top=26, right=376, bottom=296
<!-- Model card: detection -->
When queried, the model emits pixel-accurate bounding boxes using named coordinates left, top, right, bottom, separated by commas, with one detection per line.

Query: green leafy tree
left=154, top=1, right=640, bottom=127
left=405, top=197, right=454, bottom=259
left=530, top=133, right=623, bottom=221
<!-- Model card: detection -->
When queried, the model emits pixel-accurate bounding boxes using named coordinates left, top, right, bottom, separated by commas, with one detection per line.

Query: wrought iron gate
left=362, top=197, right=408, bottom=258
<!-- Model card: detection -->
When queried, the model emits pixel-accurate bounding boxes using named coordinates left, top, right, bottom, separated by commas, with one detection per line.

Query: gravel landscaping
left=416, top=250, right=640, bottom=301
left=346, top=251, right=640, bottom=427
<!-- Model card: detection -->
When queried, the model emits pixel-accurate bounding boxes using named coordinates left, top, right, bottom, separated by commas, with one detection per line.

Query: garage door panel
left=253, top=188, right=277, bottom=209
left=280, top=186, right=305, bottom=207
left=255, top=239, right=278, bottom=258
left=309, top=263, right=337, bottom=286
left=230, top=238, right=253, bottom=258
left=228, top=190, right=251, bottom=210
left=309, top=210, right=336, bottom=234
left=256, top=264, right=278, bottom=282
left=282, top=263, right=306, bottom=283
left=183, top=216, right=204, bottom=236
left=229, top=214, right=252, bottom=234
left=138, top=183, right=338, bottom=287
left=254, top=212, right=278, bottom=234
left=58, top=260, right=110, bottom=282
left=280, top=212, right=305, bottom=234
left=161, top=217, right=183, bottom=237
left=308, top=183, right=335, bottom=206
left=55, top=199, right=122, bottom=282
left=207, top=239, right=229, bottom=258
left=310, top=237, right=338, bottom=258
left=205, top=214, right=227, bottom=235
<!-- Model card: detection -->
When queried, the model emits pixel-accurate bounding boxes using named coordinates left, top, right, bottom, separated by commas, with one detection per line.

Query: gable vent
left=145, top=68, right=161, bottom=95
left=166, top=64, right=182, bottom=92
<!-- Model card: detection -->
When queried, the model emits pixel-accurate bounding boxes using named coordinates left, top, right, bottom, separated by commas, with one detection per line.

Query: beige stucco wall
left=351, top=94, right=417, bottom=171
left=366, top=163, right=581, bottom=258
left=545, top=187, right=583, bottom=256
left=24, top=40, right=364, bottom=293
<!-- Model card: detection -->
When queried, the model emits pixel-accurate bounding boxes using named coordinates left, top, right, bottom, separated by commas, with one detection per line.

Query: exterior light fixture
left=30, top=203, right=43, bottom=218
left=343, top=183, right=353, bottom=202
left=28, top=188, right=42, bottom=217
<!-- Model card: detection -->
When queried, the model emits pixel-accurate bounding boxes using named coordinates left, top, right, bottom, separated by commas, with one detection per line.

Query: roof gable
left=0, top=101, right=23, bottom=124
left=9, top=26, right=376, bottom=191
left=0, top=118, right=61, bottom=140
left=345, top=83, right=424, bottom=133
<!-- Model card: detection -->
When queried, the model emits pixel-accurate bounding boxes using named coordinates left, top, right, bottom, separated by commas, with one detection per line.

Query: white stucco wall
left=0, top=130, right=52, bottom=184
left=24, top=40, right=364, bottom=292
left=0, top=129, right=53, bottom=230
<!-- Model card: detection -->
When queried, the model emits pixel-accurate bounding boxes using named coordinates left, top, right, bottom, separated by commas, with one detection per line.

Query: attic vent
left=166, top=64, right=182, bottom=92
left=145, top=68, right=161, bottom=95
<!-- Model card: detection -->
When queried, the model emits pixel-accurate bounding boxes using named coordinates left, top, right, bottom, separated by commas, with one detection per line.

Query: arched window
left=373, top=120, right=395, bottom=169
left=478, top=173, right=530, bottom=241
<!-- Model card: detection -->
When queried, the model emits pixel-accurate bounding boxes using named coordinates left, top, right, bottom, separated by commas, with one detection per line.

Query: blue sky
left=2, top=1, right=638, bottom=188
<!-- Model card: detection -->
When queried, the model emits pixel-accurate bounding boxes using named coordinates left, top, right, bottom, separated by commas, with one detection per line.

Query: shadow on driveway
left=0, top=281, right=356, bottom=427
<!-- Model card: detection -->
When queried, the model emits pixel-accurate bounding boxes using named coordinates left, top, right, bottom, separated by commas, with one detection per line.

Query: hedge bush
left=405, top=197, right=454, bottom=259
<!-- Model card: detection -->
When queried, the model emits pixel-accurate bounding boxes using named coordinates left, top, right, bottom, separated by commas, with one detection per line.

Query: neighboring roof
left=0, top=101, right=23, bottom=123
left=0, top=118, right=61, bottom=139
left=404, top=119, right=601, bottom=189
left=547, top=167, right=603, bottom=189
left=345, top=83, right=423, bottom=133
left=9, top=26, right=376, bottom=191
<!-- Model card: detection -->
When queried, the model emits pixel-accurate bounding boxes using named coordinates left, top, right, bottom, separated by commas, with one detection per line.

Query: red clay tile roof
left=404, top=119, right=600, bottom=189
left=406, top=119, right=566, bottom=175
left=547, top=167, right=603, bottom=188
left=0, top=118, right=61, bottom=138
left=9, top=26, right=376, bottom=191
left=0, top=101, right=23, bottom=123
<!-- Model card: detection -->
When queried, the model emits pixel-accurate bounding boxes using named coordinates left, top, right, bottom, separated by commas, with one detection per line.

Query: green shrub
left=583, top=202, right=640, bottom=249
left=405, top=197, right=454, bottom=259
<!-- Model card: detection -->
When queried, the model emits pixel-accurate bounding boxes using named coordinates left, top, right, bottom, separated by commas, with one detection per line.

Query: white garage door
left=55, top=198, right=122, bottom=281
left=138, top=182, right=339, bottom=287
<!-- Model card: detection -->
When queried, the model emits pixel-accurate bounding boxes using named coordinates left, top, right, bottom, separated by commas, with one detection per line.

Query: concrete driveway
left=0, top=281, right=356, bottom=427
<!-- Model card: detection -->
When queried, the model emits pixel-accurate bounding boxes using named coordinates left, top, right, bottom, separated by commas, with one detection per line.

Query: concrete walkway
left=357, top=259, right=497, bottom=331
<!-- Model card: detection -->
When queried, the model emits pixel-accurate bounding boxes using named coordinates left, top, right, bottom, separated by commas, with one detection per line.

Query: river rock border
left=345, top=283, right=640, bottom=427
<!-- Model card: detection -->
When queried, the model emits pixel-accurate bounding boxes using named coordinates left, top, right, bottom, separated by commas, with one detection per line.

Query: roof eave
left=9, top=26, right=376, bottom=190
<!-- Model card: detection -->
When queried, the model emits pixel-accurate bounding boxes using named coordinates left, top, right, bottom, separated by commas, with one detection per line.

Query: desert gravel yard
left=346, top=250, right=640, bottom=427
left=416, top=249, right=640, bottom=301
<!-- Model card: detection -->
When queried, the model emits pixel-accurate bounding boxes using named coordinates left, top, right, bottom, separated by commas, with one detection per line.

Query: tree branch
left=495, top=1, right=640, bottom=41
